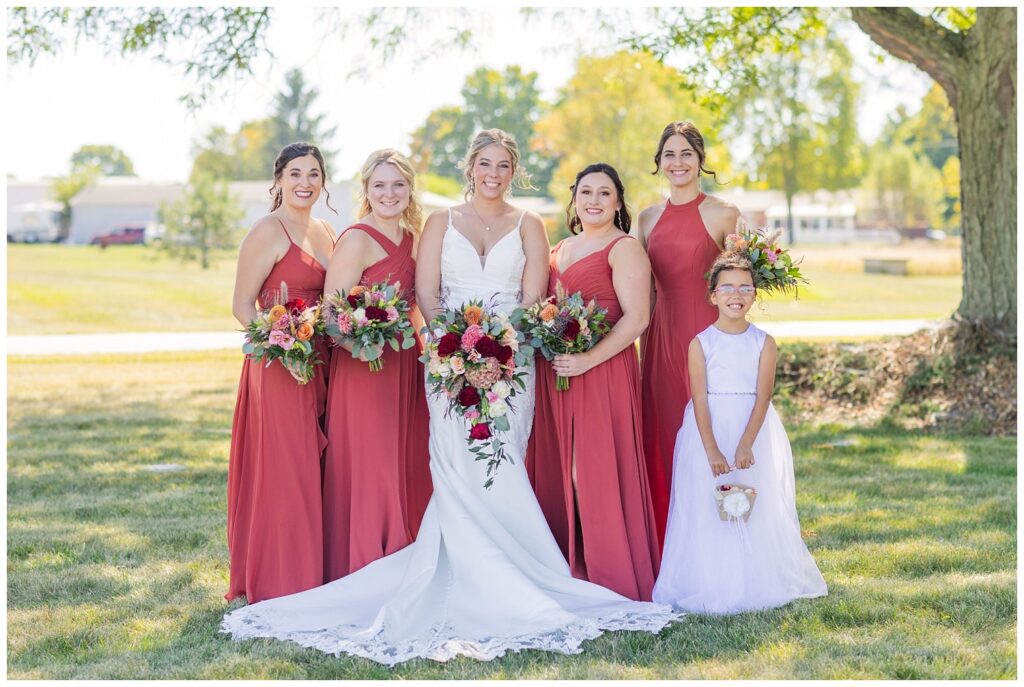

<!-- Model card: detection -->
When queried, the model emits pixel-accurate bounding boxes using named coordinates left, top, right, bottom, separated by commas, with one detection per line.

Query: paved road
left=7, top=319, right=937, bottom=356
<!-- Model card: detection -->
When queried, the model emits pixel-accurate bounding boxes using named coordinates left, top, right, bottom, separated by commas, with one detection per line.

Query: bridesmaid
left=637, top=122, right=739, bottom=548
left=321, top=149, right=432, bottom=582
left=227, top=142, right=336, bottom=603
left=526, top=162, right=661, bottom=602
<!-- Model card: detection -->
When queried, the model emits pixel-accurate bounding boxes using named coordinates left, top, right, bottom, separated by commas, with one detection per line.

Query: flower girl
left=652, top=251, right=827, bottom=614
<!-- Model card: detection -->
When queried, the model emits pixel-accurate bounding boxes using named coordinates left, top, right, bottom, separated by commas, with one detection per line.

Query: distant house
left=716, top=188, right=899, bottom=244
left=63, top=177, right=354, bottom=244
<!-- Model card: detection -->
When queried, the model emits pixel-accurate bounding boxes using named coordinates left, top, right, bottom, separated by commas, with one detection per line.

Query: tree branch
left=850, top=8, right=966, bottom=104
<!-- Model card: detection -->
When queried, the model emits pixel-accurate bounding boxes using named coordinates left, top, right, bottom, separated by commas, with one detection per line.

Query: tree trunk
left=852, top=7, right=1017, bottom=335
left=952, top=12, right=1016, bottom=332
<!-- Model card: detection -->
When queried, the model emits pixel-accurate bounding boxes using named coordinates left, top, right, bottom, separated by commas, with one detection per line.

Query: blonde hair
left=358, top=149, right=423, bottom=234
left=458, top=128, right=535, bottom=201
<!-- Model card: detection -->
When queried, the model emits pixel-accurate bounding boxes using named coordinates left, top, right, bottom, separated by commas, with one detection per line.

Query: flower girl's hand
left=734, top=444, right=756, bottom=470
left=707, top=448, right=731, bottom=477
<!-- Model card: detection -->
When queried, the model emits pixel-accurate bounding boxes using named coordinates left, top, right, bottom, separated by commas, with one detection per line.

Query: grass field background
left=6, top=350, right=1014, bottom=679
left=8, top=242, right=962, bottom=335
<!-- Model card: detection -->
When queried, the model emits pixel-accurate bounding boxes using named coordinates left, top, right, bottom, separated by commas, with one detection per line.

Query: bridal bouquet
left=512, top=282, right=610, bottom=391
left=243, top=282, right=325, bottom=384
left=420, top=300, right=530, bottom=488
left=714, top=484, right=757, bottom=522
left=323, top=281, right=417, bottom=372
left=724, top=218, right=807, bottom=295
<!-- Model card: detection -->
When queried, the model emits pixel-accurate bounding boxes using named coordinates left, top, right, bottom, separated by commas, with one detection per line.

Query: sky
left=5, top=6, right=934, bottom=184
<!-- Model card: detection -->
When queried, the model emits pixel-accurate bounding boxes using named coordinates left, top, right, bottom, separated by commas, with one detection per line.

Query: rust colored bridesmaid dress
left=322, top=224, right=432, bottom=582
left=527, top=236, right=661, bottom=602
left=226, top=220, right=331, bottom=603
left=641, top=194, right=720, bottom=549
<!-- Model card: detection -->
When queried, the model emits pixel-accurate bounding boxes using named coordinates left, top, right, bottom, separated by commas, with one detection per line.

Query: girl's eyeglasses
left=715, top=285, right=756, bottom=296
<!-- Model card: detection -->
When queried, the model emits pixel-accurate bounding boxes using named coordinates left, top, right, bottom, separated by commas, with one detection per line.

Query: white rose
left=488, top=399, right=509, bottom=417
left=491, top=380, right=511, bottom=398
left=723, top=492, right=751, bottom=518
left=437, top=363, right=451, bottom=378
left=428, top=356, right=442, bottom=375
left=353, top=307, right=368, bottom=326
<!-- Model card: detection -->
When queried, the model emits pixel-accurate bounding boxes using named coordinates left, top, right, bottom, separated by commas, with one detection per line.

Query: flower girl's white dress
left=652, top=323, right=827, bottom=614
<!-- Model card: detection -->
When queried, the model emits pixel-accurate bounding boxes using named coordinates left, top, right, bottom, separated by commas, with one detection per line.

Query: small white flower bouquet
left=714, top=484, right=757, bottom=522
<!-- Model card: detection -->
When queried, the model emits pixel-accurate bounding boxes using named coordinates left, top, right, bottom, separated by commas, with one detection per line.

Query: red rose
left=346, top=295, right=360, bottom=308
left=285, top=297, right=306, bottom=313
left=561, top=319, right=581, bottom=341
left=496, top=344, right=514, bottom=364
left=365, top=305, right=388, bottom=322
left=457, top=386, right=480, bottom=407
left=474, top=336, right=500, bottom=358
left=437, top=333, right=460, bottom=357
left=469, top=422, right=492, bottom=440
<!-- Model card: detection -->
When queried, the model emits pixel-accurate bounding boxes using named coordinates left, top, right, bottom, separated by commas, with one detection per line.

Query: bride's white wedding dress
left=221, top=212, right=679, bottom=666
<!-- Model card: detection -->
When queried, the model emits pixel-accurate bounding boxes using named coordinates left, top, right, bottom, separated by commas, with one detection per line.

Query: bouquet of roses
left=243, top=282, right=325, bottom=384
left=420, top=300, right=530, bottom=488
left=725, top=218, right=808, bottom=295
left=323, top=281, right=417, bottom=372
left=512, top=282, right=611, bottom=391
left=713, top=483, right=758, bottom=522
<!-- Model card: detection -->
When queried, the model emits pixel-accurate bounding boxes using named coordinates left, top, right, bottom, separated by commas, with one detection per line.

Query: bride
left=221, top=129, right=678, bottom=666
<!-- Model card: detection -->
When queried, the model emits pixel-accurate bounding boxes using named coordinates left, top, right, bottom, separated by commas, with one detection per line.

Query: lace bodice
left=695, top=324, right=768, bottom=395
left=439, top=210, right=526, bottom=316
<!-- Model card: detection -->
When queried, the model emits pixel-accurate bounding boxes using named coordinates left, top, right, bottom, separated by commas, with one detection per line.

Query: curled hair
left=707, top=251, right=756, bottom=296
left=458, top=128, right=535, bottom=201
left=652, top=121, right=719, bottom=184
left=268, top=141, right=336, bottom=213
left=566, top=162, right=632, bottom=235
left=358, top=148, right=423, bottom=235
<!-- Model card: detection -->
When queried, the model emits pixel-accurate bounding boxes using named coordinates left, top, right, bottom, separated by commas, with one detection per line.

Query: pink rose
left=486, top=391, right=500, bottom=404
left=765, top=250, right=778, bottom=265
left=464, top=408, right=481, bottom=420
left=268, top=329, right=295, bottom=350
left=385, top=306, right=399, bottom=322
left=450, top=356, right=466, bottom=375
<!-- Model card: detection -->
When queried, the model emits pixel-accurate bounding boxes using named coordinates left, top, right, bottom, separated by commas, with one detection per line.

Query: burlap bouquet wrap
left=714, top=484, right=757, bottom=522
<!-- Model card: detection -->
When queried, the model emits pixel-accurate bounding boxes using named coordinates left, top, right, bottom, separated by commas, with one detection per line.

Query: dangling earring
left=616, top=208, right=623, bottom=229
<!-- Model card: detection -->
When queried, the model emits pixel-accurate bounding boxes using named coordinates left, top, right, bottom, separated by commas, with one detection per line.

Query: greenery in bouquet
left=420, top=300, right=531, bottom=488
left=242, top=281, right=325, bottom=384
left=323, top=280, right=417, bottom=372
left=512, top=282, right=611, bottom=390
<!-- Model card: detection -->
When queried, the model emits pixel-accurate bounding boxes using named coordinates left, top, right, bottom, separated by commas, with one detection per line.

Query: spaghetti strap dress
left=641, top=194, right=721, bottom=548
left=226, top=219, right=332, bottom=603
left=527, top=236, right=661, bottom=602
left=322, top=223, right=432, bottom=582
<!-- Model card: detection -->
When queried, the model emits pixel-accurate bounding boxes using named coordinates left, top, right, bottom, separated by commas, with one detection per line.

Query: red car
left=91, top=226, right=146, bottom=248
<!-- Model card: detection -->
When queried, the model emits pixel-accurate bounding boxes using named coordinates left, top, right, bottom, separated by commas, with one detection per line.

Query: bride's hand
left=552, top=353, right=593, bottom=378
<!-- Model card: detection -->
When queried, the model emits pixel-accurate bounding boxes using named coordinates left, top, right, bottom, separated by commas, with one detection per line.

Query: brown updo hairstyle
left=357, top=148, right=423, bottom=234
left=706, top=251, right=756, bottom=298
left=268, top=141, right=336, bottom=213
left=457, top=128, right=535, bottom=200
left=652, top=121, right=719, bottom=183
left=566, top=162, right=632, bottom=235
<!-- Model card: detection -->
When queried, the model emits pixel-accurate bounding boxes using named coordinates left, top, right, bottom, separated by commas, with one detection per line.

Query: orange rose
left=539, top=304, right=558, bottom=322
left=268, top=305, right=287, bottom=321
left=296, top=322, right=314, bottom=341
left=349, top=285, right=367, bottom=298
left=464, top=305, right=483, bottom=326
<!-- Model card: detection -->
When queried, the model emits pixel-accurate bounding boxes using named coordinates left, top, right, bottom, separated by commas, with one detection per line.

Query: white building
left=56, top=177, right=354, bottom=244
left=716, top=188, right=898, bottom=244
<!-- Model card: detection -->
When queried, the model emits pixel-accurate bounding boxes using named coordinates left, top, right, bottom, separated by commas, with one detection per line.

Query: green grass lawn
left=8, top=244, right=962, bottom=334
left=7, top=244, right=238, bottom=334
left=7, top=351, right=1014, bottom=678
